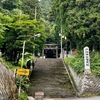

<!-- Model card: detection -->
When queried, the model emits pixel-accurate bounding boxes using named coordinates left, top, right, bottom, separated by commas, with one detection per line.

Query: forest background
left=0, top=0, right=100, bottom=76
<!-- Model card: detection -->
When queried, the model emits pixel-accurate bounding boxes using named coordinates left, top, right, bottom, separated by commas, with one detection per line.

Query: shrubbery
left=16, top=75, right=30, bottom=92
left=18, top=52, right=34, bottom=67
left=90, top=52, right=100, bottom=76
left=65, top=51, right=100, bottom=77
left=18, top=91, right=28, bottom=100
left=16, top=75, right=30, bottom=99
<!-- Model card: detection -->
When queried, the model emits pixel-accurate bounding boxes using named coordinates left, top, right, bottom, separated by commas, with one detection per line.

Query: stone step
left=28, top=58, right=75, bottom=98
left=27, top=96, right=100, bottom=100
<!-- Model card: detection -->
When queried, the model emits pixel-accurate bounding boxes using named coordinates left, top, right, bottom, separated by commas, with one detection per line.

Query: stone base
left=67, top=65, right=100, bottom=96
left=79, top=71, right=100, bottom=95
left=35, top=92, right=44, bottom=100
left=84, top=69, right=91, bottom=74
left=27, top=96, right=35, bottom=100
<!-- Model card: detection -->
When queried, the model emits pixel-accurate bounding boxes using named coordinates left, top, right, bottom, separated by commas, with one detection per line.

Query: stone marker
left=35, top=92, right=44, bottom=100
left=27, top=96, right=35, bottom=100
left=84, top=46, right=91, bottom=73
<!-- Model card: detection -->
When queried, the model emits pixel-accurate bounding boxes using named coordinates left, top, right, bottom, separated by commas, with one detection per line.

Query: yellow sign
left=17, top=68, right=30, bottom=76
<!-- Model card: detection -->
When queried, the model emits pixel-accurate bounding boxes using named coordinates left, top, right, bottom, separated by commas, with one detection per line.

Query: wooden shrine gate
left=42, top=44, right=59, bottom=58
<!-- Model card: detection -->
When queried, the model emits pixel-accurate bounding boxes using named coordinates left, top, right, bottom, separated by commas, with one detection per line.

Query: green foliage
left=0, top=0, right=47, bottom=62
left=22, top=0, right=41, bottom=19
left=18, top=91, right=28, bottom=100
left=0, top=57, right=19, bottom=70
left=18, top=52, right=34, bottom=67
left=40, top=0, right=52, bottom=20
left=16, top=75, right=30, bottom=92
left=39, top=0, right=56, bottom=44
left=0, top=13, right=46, bottom=61
left=65, top=51, right=84, bottom=74
left=2, top=0, right=18, bottom=10
left=65, top=51, right=100, bottom=77
left=51, top=0, right=100, bottom=50
left=90, top=52, right=100, bottom=77
left=0, top=12, right=7, bottom=48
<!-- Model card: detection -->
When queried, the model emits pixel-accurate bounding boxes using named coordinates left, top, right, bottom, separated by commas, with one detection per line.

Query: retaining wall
left=0, top=60, right=17, bottom=100
left=67, top=65, right=100, bottom=96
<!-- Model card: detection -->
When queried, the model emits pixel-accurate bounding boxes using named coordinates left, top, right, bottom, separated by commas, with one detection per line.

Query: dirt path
left=27, top=58, right=76, bottom=98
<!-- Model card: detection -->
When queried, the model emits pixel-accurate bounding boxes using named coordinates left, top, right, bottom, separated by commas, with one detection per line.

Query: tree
left=0, top=12, right=9, bottom=48
left=51, top=0, right=100, bottom=51
left=2, top=14, right=46, bottom=61
left=22, top=0, right=41, bottom=19
left=40, top=0, right=52, bottom=20
left=2, top=0, right=18, bottom=10
left=0, top=0, right=46, bottom=61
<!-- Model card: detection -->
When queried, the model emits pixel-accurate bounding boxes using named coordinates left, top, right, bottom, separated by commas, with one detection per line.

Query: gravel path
left=27, top=58, right=76, bottom=98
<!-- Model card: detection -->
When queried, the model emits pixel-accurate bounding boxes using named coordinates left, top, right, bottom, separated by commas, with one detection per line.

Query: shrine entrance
left=42, top=44, right=59, bottom=58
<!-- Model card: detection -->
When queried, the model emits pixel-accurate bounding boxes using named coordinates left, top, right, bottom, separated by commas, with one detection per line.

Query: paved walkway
left=28, top=96, right=100, bottom=100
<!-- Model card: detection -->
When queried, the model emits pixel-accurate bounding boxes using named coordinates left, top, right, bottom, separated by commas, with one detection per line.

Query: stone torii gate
left=42, top=44, right=58, bottom=58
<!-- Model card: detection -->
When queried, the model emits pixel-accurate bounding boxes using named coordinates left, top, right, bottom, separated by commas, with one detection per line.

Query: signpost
left=18, top=33, right=41, bottom=95
left=17, top=68, right=30, bottom=95
left=17, top=68, right=30, bottom=76
left=84, top=46, right=91, bottom=73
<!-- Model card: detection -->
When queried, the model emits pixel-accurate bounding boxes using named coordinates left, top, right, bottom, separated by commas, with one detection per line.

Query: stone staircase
left=27, top=58, right=75, bottom=98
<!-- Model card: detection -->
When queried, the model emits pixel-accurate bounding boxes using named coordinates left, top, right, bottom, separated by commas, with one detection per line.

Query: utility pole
left=60, top=21, right=63, bottom=58
left=35, top=6, right=37, bottom=19
left=60, top=6, right=63, bottom=58
left=18, top=0, right=22, bottom=95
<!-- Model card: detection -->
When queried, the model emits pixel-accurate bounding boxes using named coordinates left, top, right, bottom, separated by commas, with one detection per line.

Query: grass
left=0, top=57, right=20, bottom=71
left=62, top=84, right=72, bottom=89
left=82, top=93, right=99, bottom=97
left=18, top=91, right=28, bottom=100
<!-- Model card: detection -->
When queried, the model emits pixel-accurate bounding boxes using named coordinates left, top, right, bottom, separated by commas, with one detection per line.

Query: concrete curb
left=62, top=59, right=77, bottom=96
left=28, top=96, right=100, bottom=100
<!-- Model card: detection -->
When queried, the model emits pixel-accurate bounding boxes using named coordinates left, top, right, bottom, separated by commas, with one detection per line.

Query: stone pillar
left=42, top=48, right=44, bottom=58
left=35, top=92, right=44, bottom=100
left=56, top=46, right=58, bottom=58
left=84, top=46, right=91, bottom=73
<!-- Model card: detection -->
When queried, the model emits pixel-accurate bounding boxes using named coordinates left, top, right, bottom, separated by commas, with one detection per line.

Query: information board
left=17, top=68, right=30, bottom=76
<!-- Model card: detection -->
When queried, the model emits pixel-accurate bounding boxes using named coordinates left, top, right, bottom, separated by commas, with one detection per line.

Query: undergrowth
left=65, top=51, right=100, bottom=77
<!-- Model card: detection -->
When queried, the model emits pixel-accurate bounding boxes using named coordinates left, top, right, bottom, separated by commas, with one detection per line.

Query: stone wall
left=0, top=60, right=17, bottom=100
left=67, top=65, right=100, bottom=96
